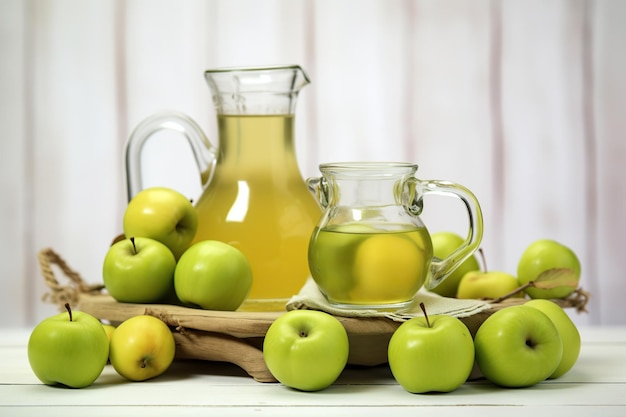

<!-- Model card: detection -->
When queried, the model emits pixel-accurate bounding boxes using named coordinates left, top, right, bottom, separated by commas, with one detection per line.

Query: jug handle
left=124, top=111, right=217, bottom=201
left=406, top=179, right=484, bottom=290
left=306, top=177, right=332, bottom=209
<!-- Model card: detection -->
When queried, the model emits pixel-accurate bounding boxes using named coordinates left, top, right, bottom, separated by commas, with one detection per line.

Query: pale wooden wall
left=1, top=0, right=624, bottom=327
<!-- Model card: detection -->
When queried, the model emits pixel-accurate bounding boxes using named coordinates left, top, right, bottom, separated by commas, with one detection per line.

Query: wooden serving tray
left=75, top=293, right=589, bottom=382
left=76, top=294, right=411, bottom=382
left=76, top=294, right=539, bottom=382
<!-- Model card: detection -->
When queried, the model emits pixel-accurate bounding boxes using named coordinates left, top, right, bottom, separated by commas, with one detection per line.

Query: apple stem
left=141, top=358, right=148, bottom=369
left=491, top=282, right=534, bottom=303
left=65, top=303, right=73, bottom=322
left=419, top=302, right=431, bottom=328
left=478, top=248, right=487, bottom=272
left=130, top=237, right=137, bottom=254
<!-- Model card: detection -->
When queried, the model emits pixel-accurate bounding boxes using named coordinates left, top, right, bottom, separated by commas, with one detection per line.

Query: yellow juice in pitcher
left=192, top=114, right=322, bottom=301
left=308, top=223, right=433, bottom=306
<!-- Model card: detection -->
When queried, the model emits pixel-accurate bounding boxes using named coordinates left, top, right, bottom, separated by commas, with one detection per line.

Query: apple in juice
left=309, top=223, right=433, bottom=306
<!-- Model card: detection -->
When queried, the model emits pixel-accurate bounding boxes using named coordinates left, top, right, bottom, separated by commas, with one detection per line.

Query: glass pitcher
left=125, top=65, right=322, bottom=306
left=307, top=162, right=483, bottom=310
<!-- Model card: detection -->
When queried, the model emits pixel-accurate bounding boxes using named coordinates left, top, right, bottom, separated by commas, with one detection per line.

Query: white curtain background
left=2, top=0, right=624, bottom=327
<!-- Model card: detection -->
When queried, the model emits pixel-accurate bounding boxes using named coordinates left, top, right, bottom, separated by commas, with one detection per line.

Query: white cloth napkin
left=286, top=277, right=492, bottom=322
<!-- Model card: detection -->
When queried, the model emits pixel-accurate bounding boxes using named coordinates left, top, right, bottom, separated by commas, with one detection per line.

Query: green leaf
left=532, top=268, right=579, bottom=289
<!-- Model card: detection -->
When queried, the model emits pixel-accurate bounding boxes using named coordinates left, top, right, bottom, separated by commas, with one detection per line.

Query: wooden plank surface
left=1, top=327, right=625, bottom=416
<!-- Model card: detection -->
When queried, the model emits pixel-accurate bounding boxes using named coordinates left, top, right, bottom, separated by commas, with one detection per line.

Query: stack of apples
left=429, top=231, right=581, bottom=302
left=28, top=186, right=255, bottom=388
left=103, top=186, right=253, bottom=311
left=28, top=302, right=178, bottom=387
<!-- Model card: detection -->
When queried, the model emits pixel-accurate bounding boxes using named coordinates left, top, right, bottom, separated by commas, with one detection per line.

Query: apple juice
left=308, top=223, right=433, bottom=307
left=192, top=114, right=322, bottom=302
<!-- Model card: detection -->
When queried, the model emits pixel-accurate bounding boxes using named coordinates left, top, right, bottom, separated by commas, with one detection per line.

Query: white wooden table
left=1, top=326, right=625, bottom=416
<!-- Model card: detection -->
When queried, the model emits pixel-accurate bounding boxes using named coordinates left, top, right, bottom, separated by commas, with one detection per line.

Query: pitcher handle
left=124, top=111, right=217, bottom=201
left=306, top=176, right=331, bottom=209
left=407, top=179, right=484, bottom=290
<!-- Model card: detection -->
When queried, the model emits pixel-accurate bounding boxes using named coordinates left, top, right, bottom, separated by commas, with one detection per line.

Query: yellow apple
left=102, top=324, right=115, bottom=342
left=123, top=187, right=198, bottom=259
left=350, top=233, right=427, bottom=304
left=456, top=270, right=523, bottom=299
left=109, top=315, right=176, bottom=381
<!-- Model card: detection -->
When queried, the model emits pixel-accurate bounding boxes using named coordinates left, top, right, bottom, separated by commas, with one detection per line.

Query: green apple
left=456, top=270, right=523, bottom=300
left=109, top=315, right=176, bottom=381
left=174, top=240, right=253, bottom=311
left=388, top=303, right=474, bottom=393
left=474, top=305, right=563, bottom=387
left=263, top=310, right=349, bottom=391
left=308, top=223, right=380, bottom=302
left=429, top=232, right=480, bottom=297
left=103, top=237, right=176, bottom=303
left=28, top=303, right=109, bottom=388
left=517, top=239, right=581, bottom=299
left=525, top=299, right=581, bottom=378
left=123, top=186, right=198, bottom=259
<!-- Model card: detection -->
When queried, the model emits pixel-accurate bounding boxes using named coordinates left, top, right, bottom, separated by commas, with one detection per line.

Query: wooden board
left=76, top=293, right=588, bottom=382
left=77, top=294, right=504, bottom=382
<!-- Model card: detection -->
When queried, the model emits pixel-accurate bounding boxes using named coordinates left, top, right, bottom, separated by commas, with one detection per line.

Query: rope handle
left=38, top=247, right=105, bottom=311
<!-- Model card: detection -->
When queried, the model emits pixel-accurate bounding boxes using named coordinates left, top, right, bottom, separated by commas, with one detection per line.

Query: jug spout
left=204, top=65, right=310, bottom=115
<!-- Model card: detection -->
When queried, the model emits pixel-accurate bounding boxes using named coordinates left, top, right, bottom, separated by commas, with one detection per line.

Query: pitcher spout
left=204, top=65, right=310, bottom=115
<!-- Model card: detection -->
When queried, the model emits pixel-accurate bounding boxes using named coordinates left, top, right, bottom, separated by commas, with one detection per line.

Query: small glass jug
left=307, top=162, right=483, bottom=310
left=125, top=65, right=322, bottom=306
